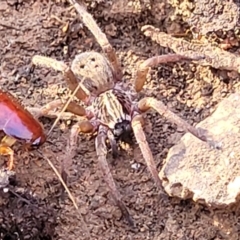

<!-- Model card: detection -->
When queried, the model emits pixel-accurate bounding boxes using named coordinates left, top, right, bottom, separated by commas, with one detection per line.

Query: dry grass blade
left=47, top=80, right=85, bottom=137
left=44, top=79, right=90, bottom=237
left=39, top=150, right=91, bottom=238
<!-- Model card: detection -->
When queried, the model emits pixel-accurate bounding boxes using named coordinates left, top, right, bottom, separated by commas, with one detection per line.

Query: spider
left=31, top=0, right=212, bottom=224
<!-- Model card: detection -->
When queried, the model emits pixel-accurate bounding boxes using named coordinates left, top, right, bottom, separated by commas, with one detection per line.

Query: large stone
left=159, top=93, right=240, bottom=207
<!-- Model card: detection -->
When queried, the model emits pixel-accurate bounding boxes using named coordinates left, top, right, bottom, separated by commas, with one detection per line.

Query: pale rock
left=159, top=93, right=240, bottom=207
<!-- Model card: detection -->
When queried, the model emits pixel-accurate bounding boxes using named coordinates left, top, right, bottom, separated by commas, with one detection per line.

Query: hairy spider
left=31, top=0, right=211, bottom=224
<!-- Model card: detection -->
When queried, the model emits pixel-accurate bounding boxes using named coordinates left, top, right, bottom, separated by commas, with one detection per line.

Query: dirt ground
left=0, top=0, right=240, bottom=239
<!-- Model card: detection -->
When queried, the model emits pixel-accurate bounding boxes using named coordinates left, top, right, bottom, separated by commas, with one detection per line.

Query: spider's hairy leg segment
left=32, top=55, right=88, bottom=101
left=61, top=122, right=81, bottom=180
left=68, top=0, right=122, bottom=80
left=28, top=99, right=84, bottom=120
left=65, top=101, right=87, bottom=117
left=28, top=99, right=65, bottom=119
left=135, top=54, right=205, bottom=92
left=131, top=115, right=164, bottom=192
left=78, top=120, right=95, bottom=133
left=61, top=120, right=95, bottom=179
left=32, top=55, right=68, bottom=72
left=95, top=126, right=133, bottom=226
left=138, top=97, right=209, bottom=142
left=141, top=25, right=179, bottom=51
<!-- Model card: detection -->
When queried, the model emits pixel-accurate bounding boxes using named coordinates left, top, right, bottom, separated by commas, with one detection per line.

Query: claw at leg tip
left=208, top=140, right=222, bottom=150
left=125, top=213, right=134, bottom=227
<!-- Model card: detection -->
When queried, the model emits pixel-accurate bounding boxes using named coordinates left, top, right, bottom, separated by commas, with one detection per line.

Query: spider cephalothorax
left=31, top=0, right=212, bottom=225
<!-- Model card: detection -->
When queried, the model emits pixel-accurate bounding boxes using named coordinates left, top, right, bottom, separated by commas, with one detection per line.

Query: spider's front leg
left=68, top=0, right=122, bottom=81
left=96, top=126, right=133, bottom=225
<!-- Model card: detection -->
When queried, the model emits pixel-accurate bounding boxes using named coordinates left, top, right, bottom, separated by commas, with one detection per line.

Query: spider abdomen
left=93, top=89, right=132, bottom=130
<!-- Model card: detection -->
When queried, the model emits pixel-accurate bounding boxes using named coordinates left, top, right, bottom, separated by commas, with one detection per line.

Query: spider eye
left=91, top=58, right=95, bottom=62
left=80, top=64, right=85, bottom=69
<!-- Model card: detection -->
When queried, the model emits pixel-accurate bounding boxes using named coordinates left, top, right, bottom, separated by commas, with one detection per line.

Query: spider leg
left=62, top=119, right=96, bottom=180
left=28, top=99, right=87, bottom=120
left=134, top=54, right=204, bottom=92
left=62, top=121, right=133, bottom=224
left=142, top=25, right=240, bottom=73
left=131, top=115, right=164, bottom=192
left=28, top=99, right=65, bottom=119
left=96, top=126, right=133, bottom=225
left=68, top=0, right=122, bottom=81
left=137, top=97, right=212, bottom=143
left=32, top=55, right=88, bottom=102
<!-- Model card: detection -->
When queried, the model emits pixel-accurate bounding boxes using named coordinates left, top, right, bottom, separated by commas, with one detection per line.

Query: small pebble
left=131, top=162, right=141, bottom=170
